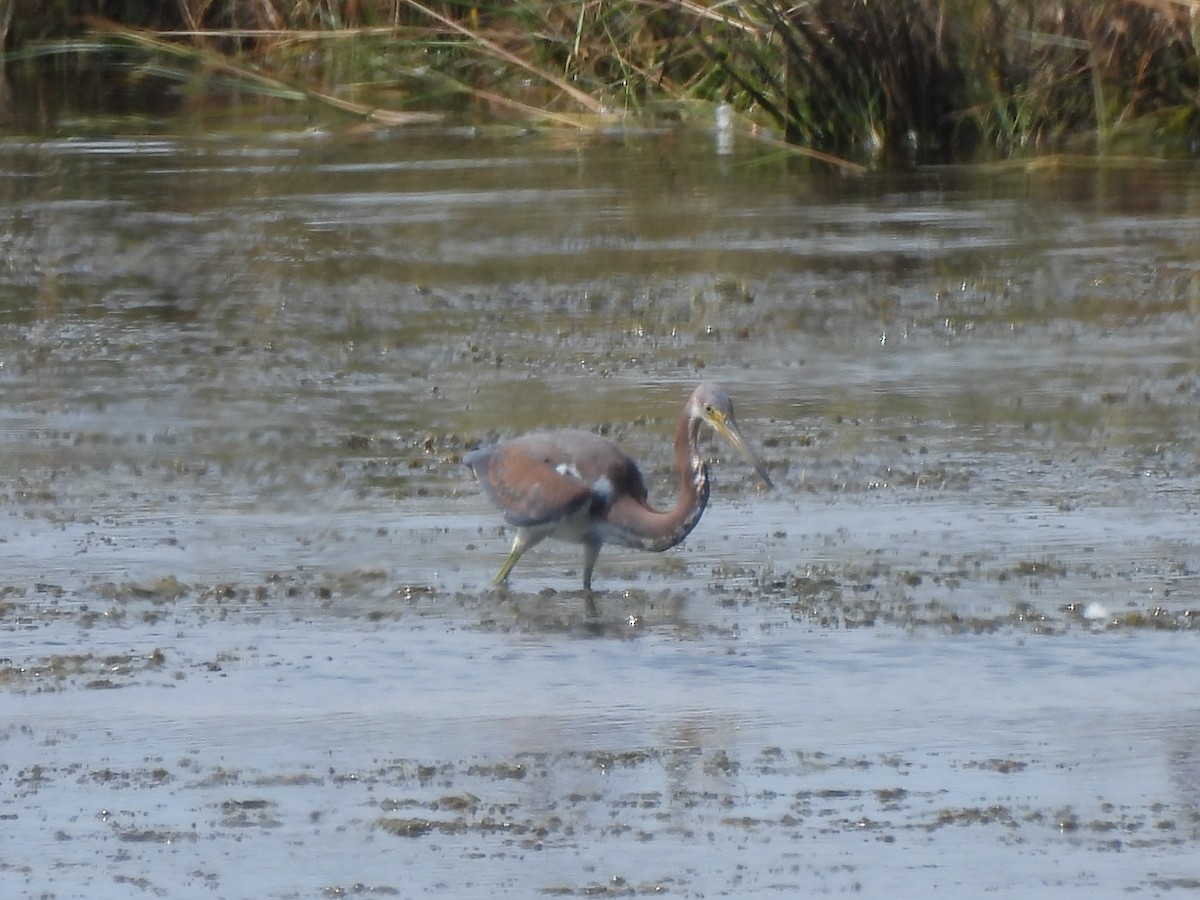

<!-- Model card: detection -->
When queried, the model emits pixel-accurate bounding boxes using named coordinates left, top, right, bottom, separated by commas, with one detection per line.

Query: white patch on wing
left=591, top=475, right=614, bottom=501
left=555, top=462, right=583, bottom=481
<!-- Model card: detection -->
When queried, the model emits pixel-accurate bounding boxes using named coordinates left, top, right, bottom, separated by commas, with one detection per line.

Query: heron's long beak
left=711, top=414, right=775, bottom=490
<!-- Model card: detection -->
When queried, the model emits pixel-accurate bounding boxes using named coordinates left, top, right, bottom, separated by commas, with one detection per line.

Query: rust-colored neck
left=667, top=410, right=711, bottom=545
left=616, top=409, right=710, bottom=552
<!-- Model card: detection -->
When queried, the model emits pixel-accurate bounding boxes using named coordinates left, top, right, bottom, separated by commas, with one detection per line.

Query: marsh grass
left=6, top=0, right=1199, bottom=162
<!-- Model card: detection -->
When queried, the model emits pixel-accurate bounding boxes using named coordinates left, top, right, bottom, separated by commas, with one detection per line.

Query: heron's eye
left=704, top=404, right=714, bottom=414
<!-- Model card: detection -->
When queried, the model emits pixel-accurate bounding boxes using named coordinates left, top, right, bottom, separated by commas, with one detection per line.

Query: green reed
left=6, top=0, right=1198, bottom=162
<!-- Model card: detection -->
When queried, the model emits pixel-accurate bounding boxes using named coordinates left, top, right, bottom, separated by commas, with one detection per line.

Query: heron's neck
left=637, top=413, right=710, bottom=552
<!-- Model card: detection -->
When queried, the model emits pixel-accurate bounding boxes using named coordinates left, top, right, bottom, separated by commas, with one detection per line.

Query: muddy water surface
left=2, top=115, right=1200, bottom=898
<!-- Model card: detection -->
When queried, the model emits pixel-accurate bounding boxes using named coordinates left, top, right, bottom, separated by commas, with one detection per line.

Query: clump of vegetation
left=5, top=0, right=1199, bottom=163
left=693, top=0, right=1200, bottom=159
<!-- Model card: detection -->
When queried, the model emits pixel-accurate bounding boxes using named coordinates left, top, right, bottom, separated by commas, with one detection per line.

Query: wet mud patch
left=7, top=720, right=1193, bottom=898
left=3, top=119, right=1200, bottom=899
left=0, top=647, right=170, bottom=693
left=3, top=527, right=1199, bottom=703
left=754, top=558, right=1200, bottom=635
left=4, top=557, right=1199, bottom=899
left=352, top=744, right=1200, bottom=873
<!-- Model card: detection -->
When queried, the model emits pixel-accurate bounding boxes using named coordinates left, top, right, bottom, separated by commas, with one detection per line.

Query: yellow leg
left=493, top=546, right=521, bottom=586
left=492, top=529, right=543, bottom=587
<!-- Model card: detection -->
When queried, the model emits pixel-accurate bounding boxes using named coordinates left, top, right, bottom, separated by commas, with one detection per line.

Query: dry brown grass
left=8, top=0, right=1198, bottom=161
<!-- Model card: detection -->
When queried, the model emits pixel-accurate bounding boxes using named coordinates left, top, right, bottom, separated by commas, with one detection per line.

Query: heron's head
left=689, top=383, right=774, bottom=489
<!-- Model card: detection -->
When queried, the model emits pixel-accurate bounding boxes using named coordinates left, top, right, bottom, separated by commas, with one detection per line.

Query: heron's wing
left=466, top=439, right=594, bottom=528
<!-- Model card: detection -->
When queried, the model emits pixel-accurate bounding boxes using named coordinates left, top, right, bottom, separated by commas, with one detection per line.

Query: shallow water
left=2, top=104, right=1200, bottom=898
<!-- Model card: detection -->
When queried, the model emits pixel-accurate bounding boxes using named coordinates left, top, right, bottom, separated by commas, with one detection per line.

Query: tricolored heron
left=466, top=382, right=773, bottom=591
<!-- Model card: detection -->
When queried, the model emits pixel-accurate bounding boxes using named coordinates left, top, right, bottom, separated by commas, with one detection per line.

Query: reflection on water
left=2, top=103, right=1200, bottom=898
